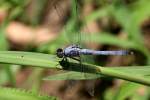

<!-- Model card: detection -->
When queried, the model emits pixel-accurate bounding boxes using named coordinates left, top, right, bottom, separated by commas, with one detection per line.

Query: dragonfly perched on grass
left=54, top=0, right=133, bottom=72
left=48, top=0, right=133, bottom=97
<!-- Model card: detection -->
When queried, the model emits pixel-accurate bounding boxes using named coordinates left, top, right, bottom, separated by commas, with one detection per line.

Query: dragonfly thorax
left=56, top=45, right=81, bottom=58
left=64, top=45, right=80, bottom=57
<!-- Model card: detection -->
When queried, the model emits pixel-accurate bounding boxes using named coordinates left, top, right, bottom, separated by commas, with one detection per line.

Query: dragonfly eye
left=129, top=51, right=134, bottom=55
left=56, top=48, right=64, bottom=58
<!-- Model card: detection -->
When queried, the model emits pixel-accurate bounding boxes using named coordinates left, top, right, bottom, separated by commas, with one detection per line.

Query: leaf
left=84, top=7, right=109, bottom=23
left=0, top=87, right=57, bottom=100
left=113, top=82, right=143, bottom=100
left=108, top=67, right=150, bottom=77
left=0, top=21, right=16, bottom=86
left=99, top=66, right=150, bottom=86
left=0, top=51, right=61, bottom=69
left=59, top=61, right=150, bottom=86
left=104, top=88, right=115, bottom=100
left=131, top=87, right=149, bottom=100
left=44, top=71, right=102, bottom=80
left=0, top=51, right=150, bottom=86
left=82, top=33, right=138, bottom=49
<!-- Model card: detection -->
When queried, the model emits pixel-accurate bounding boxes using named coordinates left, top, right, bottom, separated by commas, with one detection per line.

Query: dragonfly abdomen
left=80, top=49, right=129, bottom=55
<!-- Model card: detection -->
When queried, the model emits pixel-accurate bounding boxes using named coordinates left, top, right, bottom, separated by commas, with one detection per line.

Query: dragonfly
left=54, top=0, right=133, bottom=79
left=52, top=0, right=133, bottom=97
left=56, top=44, right=132, bottom=62
left=54, top=0, right=133, bottom=63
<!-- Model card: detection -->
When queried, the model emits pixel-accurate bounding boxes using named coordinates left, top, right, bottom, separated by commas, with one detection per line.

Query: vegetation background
left=0, top=0, right=150, bottom=100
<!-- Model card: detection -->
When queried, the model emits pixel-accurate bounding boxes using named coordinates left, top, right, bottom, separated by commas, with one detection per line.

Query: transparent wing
left=75, top=0, right=98, bottom=96
left=52, top=0, right=85, bottom=89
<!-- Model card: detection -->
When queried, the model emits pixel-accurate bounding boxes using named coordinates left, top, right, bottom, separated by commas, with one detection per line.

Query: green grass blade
left=0, top=87, right=57, bottom=100
left=0, top=51, right=150, bottom=86
left=0, top=51, right=61, bottom=69
left=113, top=82, right=143, bottom=100
left=84, top=7, right=109, bottom=23
left=83, top=33, right=138, bottom=49
left=99, top=67, right=150, bottom=86
left=60, top=61, right=150, bottom=86
left=0, top=21, right=17, bottom=86
left=44, top=71, right=102, bottom=80
left=24, top=68, right=44, bottom=94
left=107, top=67, right=150, bottom=76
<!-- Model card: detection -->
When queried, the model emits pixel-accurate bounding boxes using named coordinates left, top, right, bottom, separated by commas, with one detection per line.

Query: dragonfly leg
left=62, top=57, right=68, bottom=62
left=70, top=57, right=81, bottom=62
left=60, top=57, right=70, bottom=70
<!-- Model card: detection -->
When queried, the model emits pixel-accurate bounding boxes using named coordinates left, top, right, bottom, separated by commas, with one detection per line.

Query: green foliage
left=0, top=19, right=16, bottom=86
left=112, top=82, right=143, bottom=100
left=0, top=87, right=57, bottom=100
left=0, top=0, right=150, bottom=99
left=0, top=51, right=60, bottom=69
left=104, top=81, right=150, bottom=100
left=0, top=51, right=150, bottom=86
left=44, top=71, right=102, bottom=80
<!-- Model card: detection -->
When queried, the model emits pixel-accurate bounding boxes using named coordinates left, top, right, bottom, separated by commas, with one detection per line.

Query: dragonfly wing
left=53, top=0, right=84, bottom=90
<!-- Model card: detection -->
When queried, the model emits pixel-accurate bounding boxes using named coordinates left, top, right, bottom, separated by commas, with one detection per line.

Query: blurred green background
left=0, top=0, right=150, bottom=100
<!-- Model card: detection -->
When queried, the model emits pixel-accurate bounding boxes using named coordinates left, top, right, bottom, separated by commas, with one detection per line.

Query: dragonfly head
left=56, top=48, right=64, bottom=58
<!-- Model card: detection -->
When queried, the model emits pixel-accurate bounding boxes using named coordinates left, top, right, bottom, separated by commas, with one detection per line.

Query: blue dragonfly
left=51, top=0, right=133, bottom=97
left=54, top=0, right=133, bottom=67
left=56, top=44, right=132, bottom=61
left=51, top=0, right=133, bottom=75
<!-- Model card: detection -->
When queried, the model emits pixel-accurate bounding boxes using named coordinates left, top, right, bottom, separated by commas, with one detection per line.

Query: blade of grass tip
left=0, top=51, right=61, bottom=69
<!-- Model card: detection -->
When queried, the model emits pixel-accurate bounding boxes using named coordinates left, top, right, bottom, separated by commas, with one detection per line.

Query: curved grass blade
left=59, top=61, right=150, bottom=86
left=0, top=51, right=150, bottom=86
left=0, top=51, right=61, bottom=69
